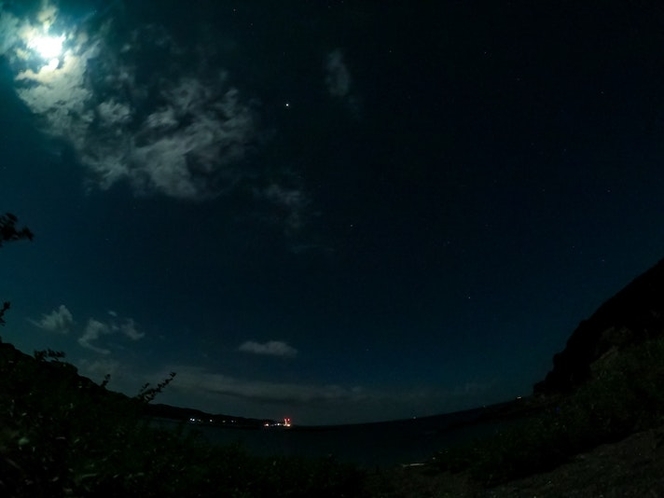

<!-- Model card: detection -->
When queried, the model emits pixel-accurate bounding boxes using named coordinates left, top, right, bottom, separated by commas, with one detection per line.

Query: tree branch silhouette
left=0, top=212, right=33, bottom=329
left=0, top=212, right=34, bottom=247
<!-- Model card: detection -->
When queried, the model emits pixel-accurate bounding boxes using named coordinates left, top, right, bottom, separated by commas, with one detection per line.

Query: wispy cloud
left=1, top=2, right=324, bottom=240
left=117, top=318, right=145, bottom=341
left=28, top=304, right=74, bottom=334
left=129, top=77, right=256, bottom=200
left=238, top=340, right=298, bottom=358
left=1, top=3, right=257, bottom=203
left=59, top=310, right=145, bottom=355
left=29, top=302, right=144, bottom=354
left=325, top=49, right=352, bottom=99
left=78, top=318, right=113, bottom=355
left=325, top=48, right=361, bottom=116
left=170, top=366, right=360, bottom=405
left=253, top=182, right=311, bottom=234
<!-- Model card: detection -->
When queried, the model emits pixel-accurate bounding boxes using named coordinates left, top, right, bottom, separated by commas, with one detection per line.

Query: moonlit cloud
left=29, top=33, right=64, bottom=59
left=0, top=2, right=317, bottom=238
left=170, top=366, right=359, bottom=404
left=324, top=48, right=361, bottom=118
left=1, top=3, right=256, bottom=202
left=114, top=318, right=145, bottom=341
left=77, top=312, right=145, bottom=354
left=78, top=318, right=112, bottom=355
left=130, top=77, right=255, bottom=199
left=29, top=304, right=74, bottom=334
left=15, top=42, right=100, bottom=141
left=325, top=49, right=351, bottom=98
left=0, top=9, right=21, bottom=54
left=255, top=183, right=311, bottom=234
left=238, top=340, right=298, bottom=358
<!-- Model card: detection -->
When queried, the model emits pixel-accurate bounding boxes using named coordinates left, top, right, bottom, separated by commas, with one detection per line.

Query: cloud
left=78, top=313, right=145, bottom=354
left=325, top=49, right=351, bottom=98
left=1, top=2, right=320, bottom=239
left=78, top=357, right=121, bottom=381
left=170, top=366, right=360, bottom=405
left=324, top=49, right=361, bottom=117
left=107, top=312, right=144, bottom=341
left=28, top=304, right=74, bottom=334
left=238, top=340, right=298, bottom=358
left=130, top=78, right=256, bottom=199
left=78, top=318, right=112, bottom=355
left=254, top=182, right=311, bottom=234
left=1, top=4, right=257, bottom=202
left=0, top=8, right=21, bottom=54
left=117, top=318, right=145, bottom=341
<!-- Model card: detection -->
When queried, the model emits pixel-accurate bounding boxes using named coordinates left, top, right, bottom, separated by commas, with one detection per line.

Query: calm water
left=152, top=407, right=525, bottom=468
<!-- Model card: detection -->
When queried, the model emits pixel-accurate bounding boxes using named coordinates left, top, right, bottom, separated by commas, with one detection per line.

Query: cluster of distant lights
left=28, top=32, right=66, bottom=71
left=264, top=418, right=292, bottom=428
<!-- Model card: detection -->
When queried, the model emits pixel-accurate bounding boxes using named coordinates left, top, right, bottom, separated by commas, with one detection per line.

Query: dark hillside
left=535, top=257, right=664, bottom=394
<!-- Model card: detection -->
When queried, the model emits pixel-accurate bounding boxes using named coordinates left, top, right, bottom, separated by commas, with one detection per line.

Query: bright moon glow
left=29, top=35, right=65, bottom=60
left=46, top=58, right=59, bottom=71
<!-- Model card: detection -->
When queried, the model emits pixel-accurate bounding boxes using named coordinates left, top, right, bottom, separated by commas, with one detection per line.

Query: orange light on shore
left=283, top=417, right=291, bottom=427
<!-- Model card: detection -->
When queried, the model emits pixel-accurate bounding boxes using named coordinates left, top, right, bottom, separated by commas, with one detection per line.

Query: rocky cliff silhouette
left=534, top=257, right=664, bottom=395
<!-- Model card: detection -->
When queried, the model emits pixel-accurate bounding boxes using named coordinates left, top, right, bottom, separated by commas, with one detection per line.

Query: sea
left=151, top=403, right=531, bottom=468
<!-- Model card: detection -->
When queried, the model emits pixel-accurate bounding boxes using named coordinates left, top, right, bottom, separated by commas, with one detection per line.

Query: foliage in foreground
left=431, top=335, right=664, bottom=487
left=0, top=343, right=368, bottom=497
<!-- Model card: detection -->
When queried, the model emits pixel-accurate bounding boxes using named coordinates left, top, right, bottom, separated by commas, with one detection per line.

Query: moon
left=29, top=34, right=65, bottom=60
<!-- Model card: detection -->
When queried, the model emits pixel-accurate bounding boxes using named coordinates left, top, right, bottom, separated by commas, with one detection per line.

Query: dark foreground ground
left=369, top=424, right=664, bottom=497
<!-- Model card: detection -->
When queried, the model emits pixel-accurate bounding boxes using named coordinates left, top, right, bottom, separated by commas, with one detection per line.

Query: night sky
left=2, top=0, right=664, bottom=425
